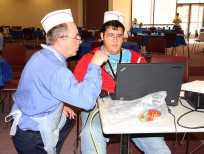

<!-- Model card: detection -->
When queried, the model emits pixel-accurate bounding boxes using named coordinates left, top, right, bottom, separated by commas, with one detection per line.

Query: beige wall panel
left=0, top=0, right=78, bottom=29
left=110, top=0, right=131, bottom=37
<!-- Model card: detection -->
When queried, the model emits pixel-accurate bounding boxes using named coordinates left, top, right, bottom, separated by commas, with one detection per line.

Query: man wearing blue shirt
left=8, top=9, right=109, bottom=154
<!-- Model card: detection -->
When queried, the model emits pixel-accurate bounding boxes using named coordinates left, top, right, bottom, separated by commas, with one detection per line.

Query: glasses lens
left=105, top=33, right=123, bottom=41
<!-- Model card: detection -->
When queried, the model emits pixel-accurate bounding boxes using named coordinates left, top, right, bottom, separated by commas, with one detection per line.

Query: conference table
left=76, top=41, right=139, bottom=60
left=130, top=27, right=174, bottom=35
left=97, top=97, right=204, bottom=154
left=140, top=33, right=186, bottom=46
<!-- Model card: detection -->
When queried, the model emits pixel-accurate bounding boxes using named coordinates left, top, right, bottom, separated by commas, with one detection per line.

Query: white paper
left=181, top=80, right=204, bottom=94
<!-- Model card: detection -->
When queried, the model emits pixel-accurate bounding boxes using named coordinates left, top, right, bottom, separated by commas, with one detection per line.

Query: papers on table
left=181, top=80, right=204, bottom=94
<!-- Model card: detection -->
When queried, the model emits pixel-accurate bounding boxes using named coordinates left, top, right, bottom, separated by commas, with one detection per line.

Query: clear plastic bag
left=100, top=91, right=168, bottom=125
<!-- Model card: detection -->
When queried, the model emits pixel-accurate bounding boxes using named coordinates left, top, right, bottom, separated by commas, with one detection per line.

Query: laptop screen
left=112, top=63, right=185, bottom=106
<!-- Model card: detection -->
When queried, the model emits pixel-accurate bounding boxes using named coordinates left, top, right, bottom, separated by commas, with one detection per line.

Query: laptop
left=110, top=63, right=185, bottom=106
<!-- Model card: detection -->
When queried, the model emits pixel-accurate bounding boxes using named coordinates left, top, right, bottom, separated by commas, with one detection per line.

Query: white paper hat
left=104, top=11, right=125, bottom=24
left=41, top=9, right=74, bottom=33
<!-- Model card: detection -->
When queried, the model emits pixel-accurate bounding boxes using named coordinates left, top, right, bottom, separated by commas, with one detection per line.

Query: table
left=98, top=97, right=204, bottom=153
left=140, top=34, right=186, bottom=46
left=0, top=56, right=12, bottom=87
left=130, top=28, right=175, bottom=35
left=130, top=27, right=148, bottom=34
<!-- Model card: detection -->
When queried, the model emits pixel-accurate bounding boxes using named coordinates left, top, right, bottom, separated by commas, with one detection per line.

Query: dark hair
left=176, top=13, right=179, bottom=16
left=101, top=20, right=125, bottom=33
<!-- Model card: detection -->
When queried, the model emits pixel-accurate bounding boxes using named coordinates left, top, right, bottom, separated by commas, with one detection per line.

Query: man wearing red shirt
left=74, top=11, right=170, bottom=154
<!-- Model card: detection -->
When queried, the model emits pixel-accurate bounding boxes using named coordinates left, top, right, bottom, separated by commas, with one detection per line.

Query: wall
left=0, top=0, right=131, bottom=34
left=0, top=0, right=78, bottom=29
left=108, top=0, right=132, bottom=37
left=77, top=0, right=83, bottom=27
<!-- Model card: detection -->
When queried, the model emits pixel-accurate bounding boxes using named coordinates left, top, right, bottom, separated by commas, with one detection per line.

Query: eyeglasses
left=60, top=34, right=82, bottom=42
left=104, top=33, right=124, bottom=41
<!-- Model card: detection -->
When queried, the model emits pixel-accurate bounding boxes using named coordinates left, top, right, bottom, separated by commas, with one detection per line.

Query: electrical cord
left=73, top=96, right=107, bottom=154
left=177, top=98, right=204, bottom=129
left=167, top=105, right=177, bottom=154
left=90, top=98, right=108, bottom=154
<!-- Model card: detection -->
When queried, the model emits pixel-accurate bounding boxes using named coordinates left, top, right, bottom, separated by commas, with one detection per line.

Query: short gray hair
left=46, top=23, right=68, bottom=45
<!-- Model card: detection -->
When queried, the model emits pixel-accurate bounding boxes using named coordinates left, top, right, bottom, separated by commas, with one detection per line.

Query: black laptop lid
left=113, top=63, right=185, bottom=106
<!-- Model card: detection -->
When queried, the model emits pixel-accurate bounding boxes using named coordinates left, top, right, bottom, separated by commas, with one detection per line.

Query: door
left=84, top=0, right=108, bottom=29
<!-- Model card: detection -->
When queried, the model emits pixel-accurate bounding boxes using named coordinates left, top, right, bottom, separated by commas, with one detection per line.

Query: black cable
left=167, top=106, right=178, bottom=154
left=177, top=98, right=204, bottom=129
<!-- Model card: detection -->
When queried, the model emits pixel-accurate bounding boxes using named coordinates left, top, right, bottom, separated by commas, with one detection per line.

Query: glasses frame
left=60, top=34, right=82, bottom=42
left=104, top=33, right=124, bottom=41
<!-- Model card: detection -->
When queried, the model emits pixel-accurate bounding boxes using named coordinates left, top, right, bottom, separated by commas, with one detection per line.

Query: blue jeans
left=80, top=106, right=171, bottom=154
left=13, top=118, right=75, bottom=154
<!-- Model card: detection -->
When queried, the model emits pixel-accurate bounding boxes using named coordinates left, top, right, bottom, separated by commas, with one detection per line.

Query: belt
left=25, top=130, right=40, bottom=134
left=17, top=125, right=40, bottom=134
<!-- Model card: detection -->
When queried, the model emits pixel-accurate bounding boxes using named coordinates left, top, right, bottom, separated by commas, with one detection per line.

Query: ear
left=100, top=32, right=104, bottom=40
left=56, top=37, right=64, bottom=47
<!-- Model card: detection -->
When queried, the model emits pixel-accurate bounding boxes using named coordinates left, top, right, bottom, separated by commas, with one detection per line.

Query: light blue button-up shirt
left=12, top=45, right=102, bottom=131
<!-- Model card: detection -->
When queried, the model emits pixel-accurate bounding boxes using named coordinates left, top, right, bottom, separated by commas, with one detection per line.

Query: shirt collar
left=41, top=44, right=67, bottom=65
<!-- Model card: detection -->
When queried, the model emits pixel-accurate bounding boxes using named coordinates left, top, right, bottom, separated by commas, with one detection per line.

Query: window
left=132, top=0, right=176, bottom=28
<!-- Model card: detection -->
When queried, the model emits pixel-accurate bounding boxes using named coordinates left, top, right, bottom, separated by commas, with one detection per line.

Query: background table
left=140, top=34, right=186, bottom=46
left=130, top=27, right=175, bottom=35
left=130, top=27, right=148, bottom=34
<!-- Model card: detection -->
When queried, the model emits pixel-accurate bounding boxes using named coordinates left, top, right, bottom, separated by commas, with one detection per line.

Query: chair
left=34, top=29, right=46, bottom=47
left=145, top=38, right=166, bottom=60
left=127, top=36, right=143, bottom=52
left=2, top=46, right=27, bottom=79
left=0, top=79, right=19, bottom=113
left=174, top=27, right=182, bottom=33
left=91, top=41, right=103, bottom=50
left=150, top=55, right=189, bottom=83
left=22, top=27, right=35, bottom=48
left=142, top=30, right=151, bottom=35
left=192, top=30, right=204, bottom=53
left=182, top=32, right=191, bottom=58
left=176, top=29, right=184, bottom=35
left=164, top=32, right=177, bottom=55
left=81, top=30, right=93, bottom=41
left=132, top=32, right=137, bottom=36
left=93, top=30, right=101, bottom=41
left=149, top=27, right=156, bottom=33
left=11, top=30, right=23, bottom=46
